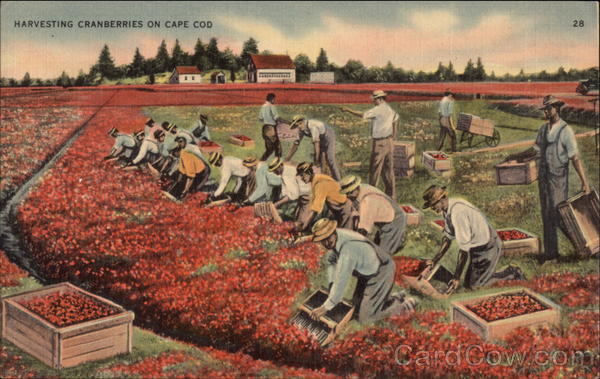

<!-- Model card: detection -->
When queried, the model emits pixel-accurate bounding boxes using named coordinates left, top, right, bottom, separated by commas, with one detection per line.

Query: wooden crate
left=199, top=141, right=223, bottom=155
left=402, top=264, right=453, bottom=299
left=400, top=204, right=423, bottom=226
left=395, top=168, right=414, bottom=179
left=228, top=134, right=255, bottom=148
left=394, top=155, right=415, bottom=169
left=451, top=288, right=560, bottom=341
left=494, top=160, right=538, bottom=185
left=423, top=151, right=451, bottom=172
left=393, top=141, right=415, bottom=159
left=1, top=282, right=134, bottom=369
left=457, top=113, right=495, bottom=137
left=558, top=190, right=600, bottom=256
left=430, top=219, right=445, bottom=231
left=254, top=201, right=283, bottom=223
left=497, top=228, right=540, bottom=256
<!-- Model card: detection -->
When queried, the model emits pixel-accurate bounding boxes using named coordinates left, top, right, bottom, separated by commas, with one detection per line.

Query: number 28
left=573, top=20, right=584, bottom=27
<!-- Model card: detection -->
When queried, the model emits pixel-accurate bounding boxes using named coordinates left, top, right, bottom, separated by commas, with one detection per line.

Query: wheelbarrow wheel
left=485, top=129, right=501, bottom=147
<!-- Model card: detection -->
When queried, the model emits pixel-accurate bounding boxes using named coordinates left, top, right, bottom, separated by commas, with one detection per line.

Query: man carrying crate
left=420, top=185, right=526, bottom=294
left=504, top=95, right=591, bottom=263
left=308, top=218, right=417, bottom=323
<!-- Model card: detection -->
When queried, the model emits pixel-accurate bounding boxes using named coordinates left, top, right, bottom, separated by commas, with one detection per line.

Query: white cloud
left=408, top=10, right=459, bottom=32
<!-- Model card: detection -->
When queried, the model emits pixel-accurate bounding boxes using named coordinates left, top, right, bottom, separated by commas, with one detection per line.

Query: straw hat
left=538, top=95, right=565, bottom=110
left=268, top=157, right=283, bottom=172
left=133, top=130, right=145, bottom=139
left=422, top=185, right=448, bottom=209
left=340, top=175, right=361, bottom=194
left=372, top=90, right=387, bottom=99
left=108, top=127, right=119, bottom=136
left=208, top=151, right=223, bottom=165
left=312, top=218, right=338, bottom=242
left=243, top=155, right=259, bottom=167
left=145, top=118, right=154, bottom=126
left=289, top=115, right=306, bottom=129
left=296, top=161, right=313, bottom=175
left=166, top=123, right=177, bottom=133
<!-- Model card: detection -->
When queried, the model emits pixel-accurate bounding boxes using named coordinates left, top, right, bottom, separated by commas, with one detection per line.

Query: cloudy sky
left=1, top=1, right=598, bottom=79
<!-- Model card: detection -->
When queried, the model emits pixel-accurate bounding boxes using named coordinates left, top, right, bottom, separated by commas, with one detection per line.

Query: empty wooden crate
left=457, top=113, right=495, bottom=137
left=1, top=282, right=134, bottom=369
left=558, top=190, right=600, bottom=256
left=494, top=160, right=538, bottom=185
left=451, top=288, right=560, bottom=341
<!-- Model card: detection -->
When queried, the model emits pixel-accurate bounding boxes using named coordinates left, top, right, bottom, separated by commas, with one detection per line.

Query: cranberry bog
left=1, top=83, right=599, bottom=377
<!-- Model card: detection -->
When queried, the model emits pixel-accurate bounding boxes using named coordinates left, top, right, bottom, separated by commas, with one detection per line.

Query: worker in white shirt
left=258, top=93, right=287, bottom=161
left=207, top=152, right=252, bottom=202
left=340, top=90, right=399, bottom=200
left=244, top=157, right=281, bottom=205
left=308, top=218, right=417, bottom=323
left=285, top=115, right=341, bottom=181
left=340, top=175, right=407, bottom=256
left=437, top=89, right=457, bottom=153
left=104, top=128, right=144, bottom=164
left=126, top=129, right=165, bottom=169
left=192, top=114, right=211, bottom=142
left=420, top=185, right=526, bottom=294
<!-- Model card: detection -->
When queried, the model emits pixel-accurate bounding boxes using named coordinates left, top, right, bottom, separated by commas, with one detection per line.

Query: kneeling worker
left=420, top=185, right=526, bottom=294
left=309, top=218, right=416, bottom=323
left=340, top=175, right=407, bottom=256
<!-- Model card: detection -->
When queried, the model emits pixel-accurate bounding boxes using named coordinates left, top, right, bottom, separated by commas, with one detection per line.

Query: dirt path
left=454, top=129, right=599, bottom=155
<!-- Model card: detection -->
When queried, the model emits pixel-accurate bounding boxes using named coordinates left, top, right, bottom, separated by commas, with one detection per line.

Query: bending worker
left=420, top=185, right=526, bottom=294
left=285, top=115, right=342, bottom=181
left=309, top=218, right=417, bottom=323
left=104, top=128, right=144, bottom=164
left=245, top=157, right=282, bottom=205
left=163, top=145, right=210, bottom=201
left=340, top=175, right=407, bottom=256
left=208, top=152, right=252, bottom=203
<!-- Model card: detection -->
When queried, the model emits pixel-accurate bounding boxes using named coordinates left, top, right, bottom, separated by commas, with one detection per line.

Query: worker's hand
left=446, top=279, right=460, bottom=295
left=339, top=106, right=348, bottom=113
left=417, top=260, right=434, bottom=281
left=309, top=306, right=327, bottom=321
left=582, top=182, right=591, bottom=195
left=292, top=221, right=304, bottom=233
left=241, top=199, right=252, bottom=207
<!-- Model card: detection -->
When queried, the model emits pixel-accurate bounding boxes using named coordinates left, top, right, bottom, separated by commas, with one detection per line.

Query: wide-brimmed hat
left=422, top=185, right=448, bottom=209
left=268, top=157, right=283, bottom=172
left=539, top=95, right=565, bottom=110
left=312, top=218, right=338, bottom=242
left=133, top=130, right=145, bottom=138
left=340, top=175, right=361, bottom=194
left=145, top=118, right=154, bottom=126
left=154, top=129, right=166, bottom=139
left=174, top=136, right=186, bottom=144
left=108, top=127, right=119, bottom=136
left=289, top=115, right=306, bottom=129
left=166, top=123, right=177, bottom=133
left=372, top=90, right=387, bottom=99
left=243, top=155, right=259, bottom=167
left=296, top=161, right=313, bottom=175
left=208, top=151, right=222, bottom=165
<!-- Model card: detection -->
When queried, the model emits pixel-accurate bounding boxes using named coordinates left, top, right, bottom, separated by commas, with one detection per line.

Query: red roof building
left=248, top=54, right=296, bottom=83
left=170, top=66, right=202, bottom=84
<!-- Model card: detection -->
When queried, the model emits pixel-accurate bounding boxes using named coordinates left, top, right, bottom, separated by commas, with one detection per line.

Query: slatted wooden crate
left=423, top=151, right=451, bottom=172
left=254, top=201, right=283, bottom=223
left=199, top=141, right=223, bottom=155
left=393, top=141, right=415, bottom=159
left=497, top=228, right=540, bottom=256
left=1, top=282, right=134, bottom=369
left=494, top=160, right=538, bottom=185
left=402, top=264, right=453, bottom=299
left=229, top=134, right=255, bottom=148
left=451, top=288, right=560, bottom=341
left=558, top=190, right=600, bottom=256
left=400, top=204, right=423, bottom=226
left=457, top=113, right=495, bottom=137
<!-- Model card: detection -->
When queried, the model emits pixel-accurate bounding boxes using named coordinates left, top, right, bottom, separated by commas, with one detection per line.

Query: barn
left=170, top=66, right=202, bottom=84
left=210, top=71, right=226, bottom=84
left=247, top=54, right=296, bottom=83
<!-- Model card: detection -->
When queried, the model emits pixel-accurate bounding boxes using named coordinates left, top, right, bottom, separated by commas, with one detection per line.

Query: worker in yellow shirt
left=294, top=162, right=353, bottom=233
left=163, top=145, right=210, bottom=201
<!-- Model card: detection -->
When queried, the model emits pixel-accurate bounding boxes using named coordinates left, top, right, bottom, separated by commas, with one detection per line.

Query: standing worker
left=420, top=185, right=526, bottom=294
left=285, top=115, right=342, bottom=181
left=437, top=89, right=457, bottom=153
left=192, top=114, right=211, bottom=142
left=339, top=175, right=407, bottom=256
left=308, top=218, right=417, bottom=323
left=504, top=95, right=591, bottom=263
left=259, top=93, right=287, bottom=161
left=341, top=90, right=398, bottom=199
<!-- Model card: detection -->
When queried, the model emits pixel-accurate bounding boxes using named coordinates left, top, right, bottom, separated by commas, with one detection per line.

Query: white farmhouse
left=247, top=54, right=296, bottom=83
left=170, top=66, right=202, bottom=84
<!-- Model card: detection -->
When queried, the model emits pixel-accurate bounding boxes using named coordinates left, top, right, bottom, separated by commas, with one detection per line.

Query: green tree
left=170, top=39, right=185, bottom=71
left=56, top=71, right=72, bottom=87
left=220, top=48, right=237, bottom=71
left=206, top=38, right=220, bottom=69
left=74, top=70, right=89, bottom=86
left=445, top=61, right=457, bottom=81
left=316, top=48, right=329, bottom=71
left=556, top=66, right=568, bottom=81
left=517, top=69, right=526, bottom=82
left=192, top=39, right=206, bottom=70
left=382, top=61, right=395, bottom=82
left=9, top=78, right=18, bottom=86
left=434, top=62, right=445, bottom=81
left=475, top=57, right=486, bottom=81
left=21, top=72, right=32, bottom=87
left=341, top=60, right=366, bottom=82
left=240, top=37, right=259, bottom=68
left=155, top=40, right=170, bottom=73
left=91, top=44, right=118, bottom=80
left=463, top=59, right=475, bottom=81
left=128, top=48, right=145, bottom=78
left=294, top=53, right=315, bottom=82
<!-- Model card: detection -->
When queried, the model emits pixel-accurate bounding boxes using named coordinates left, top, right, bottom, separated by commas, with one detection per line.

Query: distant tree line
left=0, top=37, right=596, bottom=86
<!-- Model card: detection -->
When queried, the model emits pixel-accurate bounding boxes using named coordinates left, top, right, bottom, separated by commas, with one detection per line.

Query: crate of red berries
left=430, top=219, right=445, bottom=231
left=1, top=282, right=134, bottom=369
left=199, top=141, right=223, bottom=155
left=228, top=134, right=255, bottom=148
left=423, top=151, right=451, bottom=172
left=400, top=204, right=423, bottom=226
left=451, top=288, right=560, bottom=341
left=497, top=227, right=540, bottom=256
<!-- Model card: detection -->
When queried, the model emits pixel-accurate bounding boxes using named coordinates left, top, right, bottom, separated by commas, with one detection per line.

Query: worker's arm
left=213, top=165, right=231, bottom=198
left=294, top=210, right=316, bottom=233
left=313, top=141, right=321, bottom=167
left=571, top=156, right=591, bottom=194
left=419, top=237, right=452, bottom=280
left=130, top=141, right=148, bottom=165
left=339, top=106, right=364, bottom=118
left=180, top=176, right=194, bottom=199
left=285, top=141, right=300, bottom=162
left=447, top=249, right=468, bottom=294
left=274, top=195, right=290, bottom=208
